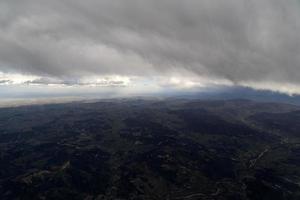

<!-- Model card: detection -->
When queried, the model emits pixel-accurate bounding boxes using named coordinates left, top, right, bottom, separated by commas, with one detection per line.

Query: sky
left=1, top=0, right=300, bottom=98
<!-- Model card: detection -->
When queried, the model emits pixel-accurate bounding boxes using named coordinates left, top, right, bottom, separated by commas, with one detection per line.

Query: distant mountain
left=176, top=86, right=300, bottom=105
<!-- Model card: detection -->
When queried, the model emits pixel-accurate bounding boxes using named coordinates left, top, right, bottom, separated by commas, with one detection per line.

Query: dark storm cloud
left=1, top=0, right=300, bottom=87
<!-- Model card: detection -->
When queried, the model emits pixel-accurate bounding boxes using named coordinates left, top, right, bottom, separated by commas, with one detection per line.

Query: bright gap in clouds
left=0, top=71, right=232, bottom=95
left=1, top=71, right=300, bottom=98
left=0, top=69, right=239, bottom=103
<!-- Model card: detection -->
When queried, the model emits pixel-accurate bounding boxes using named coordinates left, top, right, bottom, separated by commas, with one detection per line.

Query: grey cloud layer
left=1, top=0, right=300, bottom=85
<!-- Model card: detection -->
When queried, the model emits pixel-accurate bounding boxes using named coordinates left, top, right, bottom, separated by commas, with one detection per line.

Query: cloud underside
left=1, top=0, right=300, bottom=94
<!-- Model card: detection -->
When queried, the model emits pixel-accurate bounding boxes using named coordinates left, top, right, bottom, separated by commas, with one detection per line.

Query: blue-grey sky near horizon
left=1, top=0, right=300, bottom=97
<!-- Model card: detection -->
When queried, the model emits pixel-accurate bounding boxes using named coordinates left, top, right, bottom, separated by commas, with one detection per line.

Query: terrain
left=0, top=98, right=299, bottom=200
